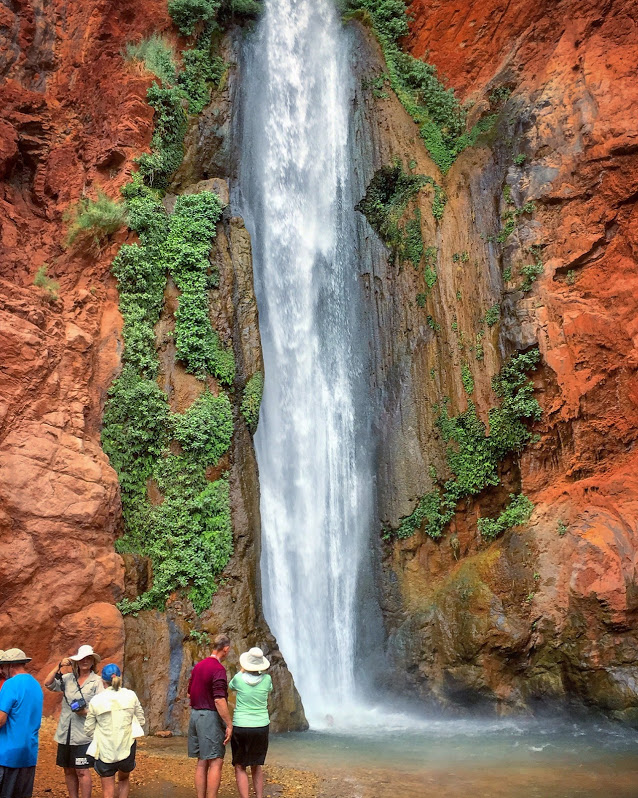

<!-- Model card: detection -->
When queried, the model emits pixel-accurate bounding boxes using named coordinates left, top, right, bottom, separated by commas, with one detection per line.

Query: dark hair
left=213, top=634, right=230, bottom=652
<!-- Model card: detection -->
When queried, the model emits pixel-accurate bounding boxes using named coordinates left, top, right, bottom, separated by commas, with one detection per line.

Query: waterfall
left=236, top=0, right=379, bottom=725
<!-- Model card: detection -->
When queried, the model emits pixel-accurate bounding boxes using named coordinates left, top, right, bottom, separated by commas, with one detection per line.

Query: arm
left=214, top=698, right=233, bottom=744
left=0, top=710, right=7, bottom=728
left=44, top=658, right=71, bottom=691
left=134, top=697, right=146, bottom=727
left=83, top=703, right=97, bottom=739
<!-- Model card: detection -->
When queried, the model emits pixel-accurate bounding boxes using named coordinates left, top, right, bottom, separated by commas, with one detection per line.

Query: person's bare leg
left=195, top=760, right=210, bottom=798
left=206, top=758, right=224, bottom=798
left=234, top=765, right=250, bottom=798
left=100, top=776, right=116, bottom=798
left=77, top=768, right=92, bottom=798
left=63, top=768, right=79, bottom=798
left=118, top=771, right=131, bottom=798
left=251, top=765, right=264, bottom=798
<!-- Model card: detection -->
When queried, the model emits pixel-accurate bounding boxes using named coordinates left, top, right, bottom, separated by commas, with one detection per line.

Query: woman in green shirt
left=228, top=647, right=273, bottom=798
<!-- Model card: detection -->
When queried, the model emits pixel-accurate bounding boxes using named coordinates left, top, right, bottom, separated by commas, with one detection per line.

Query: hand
left=60, top=658, right=71, bottom=668
left=223, top=724, right=233, bottom=745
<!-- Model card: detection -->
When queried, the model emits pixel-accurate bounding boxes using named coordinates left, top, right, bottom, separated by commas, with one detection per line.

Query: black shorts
left=93, top=741, right=137, bottom=778
left=56, top=742, right=92, bottom=769
left=0, top=765, right=36, bottom=798
left=231, top=725, right=269, bottom=767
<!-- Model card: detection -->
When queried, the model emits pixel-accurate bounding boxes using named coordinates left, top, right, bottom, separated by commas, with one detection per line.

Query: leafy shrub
left=356, top=162, right=426, bottom=256
left=118, top=458, right=232, bottom=615
left=423, top=246, right=437, bottom=290
left=461, top=363, right=474, bottom=395
left=136, top=85, right=187, bottom=189
left=65, top=192, right=127, bottom=245
left=178, top=48, right=225, bottom=114
left=477, top=493, right=534, bottom=540
left=102, top=367, right=172, bottom=500
left=168, top=0, right=220, bottom=35
left=241, top=372, right=264, bottom=432
left=165, top=192, right=235, bottom=383
left=521, top=245, right=543, bottom=291
left=173, top=390, right=233, bottom=466
left=483, top=303, right=500, bottom=327
left=34, top=265, right=60, bottom=302
left=395, top=350, right=541, bottom=540
left=124, top=35, right=177, bottom=86
left=217, top=0, right=262, bottom=24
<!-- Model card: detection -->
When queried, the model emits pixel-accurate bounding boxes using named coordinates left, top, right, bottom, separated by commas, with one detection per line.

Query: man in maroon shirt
left=187, top=634, right=232, bottom=798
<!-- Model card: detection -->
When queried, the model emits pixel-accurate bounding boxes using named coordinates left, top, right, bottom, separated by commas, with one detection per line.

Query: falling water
left=236, top=0, right=377, bottom=724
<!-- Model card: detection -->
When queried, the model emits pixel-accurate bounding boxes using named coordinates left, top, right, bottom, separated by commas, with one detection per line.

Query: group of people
left=0, top=635, right=273, bottom=798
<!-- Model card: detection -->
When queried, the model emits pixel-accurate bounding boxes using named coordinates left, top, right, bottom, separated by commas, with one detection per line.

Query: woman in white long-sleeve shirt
left=83, top=664, right=145, bottom=798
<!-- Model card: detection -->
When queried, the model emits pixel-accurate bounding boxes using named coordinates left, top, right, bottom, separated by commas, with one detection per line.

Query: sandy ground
left=33, top=718, right=319, bottom=798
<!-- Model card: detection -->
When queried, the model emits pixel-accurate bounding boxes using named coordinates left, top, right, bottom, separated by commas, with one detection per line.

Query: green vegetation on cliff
left=345, top=0, right=493, bottom=171
left=126, top=0, right=262, bottom=188
left=477, top=493, right=534, bottom=540
left=102, top=0, right=266, bottom=615
left=355, top=161, right=426, bottom=261
left=65, top=192, right=128, bottom=246
left=103, top=186, right=234, bottom=614
left=394, top=349, right=541, bottom=540
left=241, top=372, right=264, bottom=432
left=356, top=162, right=442, bottom=295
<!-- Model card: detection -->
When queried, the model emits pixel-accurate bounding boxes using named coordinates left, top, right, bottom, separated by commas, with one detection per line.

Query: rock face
left=1, top=1, right=304, bottom=729
left=0, top=0, right=168, bottom=711
left=350, top=2, right=638, bottom=718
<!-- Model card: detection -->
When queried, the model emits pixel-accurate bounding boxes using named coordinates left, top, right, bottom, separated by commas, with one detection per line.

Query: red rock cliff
left=358, top=0, right=638, bottom=716
left=0, top=0, right=170, bottom=709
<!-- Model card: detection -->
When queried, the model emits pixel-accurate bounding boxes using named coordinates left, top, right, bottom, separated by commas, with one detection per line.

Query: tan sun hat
left=69, top=645, right=101, bottom=664
left=0, top=648, right=32, bottom=664
left=239, top=647, right=270, bottom=672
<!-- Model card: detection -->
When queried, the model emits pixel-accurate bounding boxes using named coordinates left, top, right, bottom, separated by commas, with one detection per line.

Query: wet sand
left=33, top=719, right=319, bottom=798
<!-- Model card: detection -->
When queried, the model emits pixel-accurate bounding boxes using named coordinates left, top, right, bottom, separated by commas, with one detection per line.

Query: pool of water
left=266, top=716, right=638, bottom=798
left=141, top=715, right=638, bottom=797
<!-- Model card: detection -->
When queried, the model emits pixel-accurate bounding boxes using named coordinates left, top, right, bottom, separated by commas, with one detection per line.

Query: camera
left=69, top=698, right=87, bottom=713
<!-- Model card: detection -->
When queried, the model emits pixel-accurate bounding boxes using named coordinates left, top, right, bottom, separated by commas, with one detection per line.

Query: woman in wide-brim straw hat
left=44, top=645, right=103, bottom=798
left=228, top=647, right=273, bottom=798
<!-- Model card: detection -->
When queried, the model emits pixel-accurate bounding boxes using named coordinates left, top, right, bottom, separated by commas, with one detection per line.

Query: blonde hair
left=110, top=675, right=122, bottom=691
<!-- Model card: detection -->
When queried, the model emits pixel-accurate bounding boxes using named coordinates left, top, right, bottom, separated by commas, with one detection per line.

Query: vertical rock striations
left=351, top=1, right=638, bottom=719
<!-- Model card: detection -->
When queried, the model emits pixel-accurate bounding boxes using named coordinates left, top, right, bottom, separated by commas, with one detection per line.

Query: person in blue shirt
left=0, top=648, right=43, bottom=798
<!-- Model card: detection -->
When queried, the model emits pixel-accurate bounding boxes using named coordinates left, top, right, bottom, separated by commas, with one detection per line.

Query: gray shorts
left=188, top=709, right=226, bottom=760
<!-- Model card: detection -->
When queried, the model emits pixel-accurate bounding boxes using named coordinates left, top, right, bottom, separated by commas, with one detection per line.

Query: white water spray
left=238, top=0, right=376, bottom=724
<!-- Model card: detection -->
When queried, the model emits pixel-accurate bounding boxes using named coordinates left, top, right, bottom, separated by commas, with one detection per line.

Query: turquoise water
left=267, top=719, right=638, bottom=797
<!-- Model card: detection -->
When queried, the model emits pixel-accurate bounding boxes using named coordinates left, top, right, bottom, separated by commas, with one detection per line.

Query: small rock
left=155, top=730, right=173, bottom=738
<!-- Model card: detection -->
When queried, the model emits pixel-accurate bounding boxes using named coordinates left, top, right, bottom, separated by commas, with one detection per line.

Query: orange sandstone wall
left=369, top=0, right=638, bottom=714
left=0, top=0, right=170, bottom=712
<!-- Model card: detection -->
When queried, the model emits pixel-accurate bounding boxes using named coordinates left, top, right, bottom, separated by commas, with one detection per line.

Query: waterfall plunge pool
left=267, top=717, right=638, bottom=797
left=137, top=716, right=638, bottom=797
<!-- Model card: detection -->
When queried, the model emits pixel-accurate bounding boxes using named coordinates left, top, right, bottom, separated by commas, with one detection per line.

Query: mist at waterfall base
left=236, top=0, right=387, bottom=728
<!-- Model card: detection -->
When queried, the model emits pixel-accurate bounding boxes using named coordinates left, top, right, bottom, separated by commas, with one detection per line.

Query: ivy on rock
left=103, top=187, right=235, bottom=614
left=394, top=349, right=541, bottom=541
